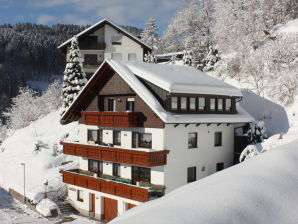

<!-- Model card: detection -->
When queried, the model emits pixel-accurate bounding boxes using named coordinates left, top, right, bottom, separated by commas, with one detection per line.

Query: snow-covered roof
left=58, top=19, right=152, bottom=50
left=121, top=61, right=243, bottom=96
left=62, top=59, right=253, bottom=124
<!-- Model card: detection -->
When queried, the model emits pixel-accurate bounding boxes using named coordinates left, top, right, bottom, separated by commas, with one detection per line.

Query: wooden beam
left=196, top=123, right=201, bottom=127
left=174, top=124, right=179, bottom=128
left=185, top=124, right=189, bottom=127
left=207, top=123, right=211, bottom=127
left=217, top=123, right=221, bottom=127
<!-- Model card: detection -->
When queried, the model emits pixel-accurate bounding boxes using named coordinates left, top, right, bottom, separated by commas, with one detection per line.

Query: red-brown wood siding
left=61, top=142, right=169, bottom=167
left=128, top=203, right=137, bottom=209
left=60, top=170, right=149, bottom=203
left=104, top=197, right=118, bottom=222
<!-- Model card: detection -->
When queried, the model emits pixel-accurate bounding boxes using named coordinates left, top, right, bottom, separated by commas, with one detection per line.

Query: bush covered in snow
left=243, top=121, right=267, bottom=144
left=2, top=81, right=62, bottom=131
left=36, top=198, right=59, bottom=217
left=144, top=52, right=157, bottom=63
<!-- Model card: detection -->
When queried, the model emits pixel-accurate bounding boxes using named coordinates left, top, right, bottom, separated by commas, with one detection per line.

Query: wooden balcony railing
left=61, top=142, right=169, bottom=167
left=81, top=111, right=142, bottom=128
left=60, top=169, right=149, bottom=202
left=80, top=42, right=106, bottom=50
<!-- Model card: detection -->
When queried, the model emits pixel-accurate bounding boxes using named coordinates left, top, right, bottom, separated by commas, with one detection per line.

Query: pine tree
left=61, top=37, right=87, bottom=115
left=141, top=18, right=159, bottom=52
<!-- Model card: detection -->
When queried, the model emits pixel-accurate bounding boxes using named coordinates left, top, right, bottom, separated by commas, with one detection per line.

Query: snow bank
left=112, top=137, right=298, bottom=224
left=36, top=198, right=59, bottom=217
left=0, top=111, right=79, bottom=203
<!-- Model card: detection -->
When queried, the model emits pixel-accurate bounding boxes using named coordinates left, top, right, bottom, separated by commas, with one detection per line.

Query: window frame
left=87, top=129, right=98, bottom=144
left=180, top=97, right=187, bottom=110
left=189, top=97, right=196, bottom=111
left=139, top=133, right=152, bottom=149
left=108, top=98, right=116, bottom=111
left=198, top=97, right=206, bottom=111
left=218, top=99, right=223, bottom=111
left=210, top=98, right=216, bottom=111
left=187, top=167, right=196, bottom=183
left=77, top=190, right=84, bottom=202
left=171, top=96, right=178, bottom=110
left=225, top=98, right=232, bottom=111
left=188, top=132, right=198, bottom=149
left=132, top=132, right=139, bottom=148
left=113, top=163, right=121, bottom=177
left=113, top=130, right=121, bottom=146
left=111, top=35, right=122, bottom=45
left=126, top=98, right=135, bottom=112
left=214, top=132, right=222, bottom=147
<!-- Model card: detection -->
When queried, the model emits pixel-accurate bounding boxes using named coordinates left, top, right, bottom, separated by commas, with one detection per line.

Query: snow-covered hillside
left=112, top=98, right=298, bottom=224
left=0, top=111, right=79, bottom=203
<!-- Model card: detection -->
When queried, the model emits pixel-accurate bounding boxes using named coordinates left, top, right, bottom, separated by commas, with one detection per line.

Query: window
left=77, top=190, right=83, bottom=202
left=113, top=131, right=121, bottom=146
left=111, top=35, right=122, bottom=44
left=132, top=132, right=139, bottom=148
left=210, top=98, right=215, bottom=111
left=98, top=130, right=103, bottom=145
left=139, top=133, right=152, bottom=148
left=128, top=53, right=137, bottom=61
left=181, top=97, right=187, bottom=110
left=88, top=159, right=102, bottom=176
left=108, top=99, right=115, bottom=111
left=216, top=163, right=224, bottom=171
left=188, top=133, right=197, bottom=149
left=218, top=99, right=223, bottom=111
left=113, top=163, right=120, bottom=177
left=171, top=97, right=178, bottom=110
left=189, top=97, right=196, bottom=110
left=198, top=97, right=205, bottom=111
left=111, top=53, right=122, bottom=60
left=187, top=167, right=196, bottom=183
left=126, top=98, right=135, bottom=112
left=84, top=54, right=97, bottom=65
left=132, top=166, right=151, bottom=184
left=214, top=132, right=222, bottom=147
left=88, top=130, right=98, bottom=144
left=225, top=99, right=231, bottom=111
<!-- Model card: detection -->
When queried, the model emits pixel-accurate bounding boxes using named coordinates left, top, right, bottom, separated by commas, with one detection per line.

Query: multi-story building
left=58, top=19, right=152, bottom=78
left=59, top=60, right=253, bottom=222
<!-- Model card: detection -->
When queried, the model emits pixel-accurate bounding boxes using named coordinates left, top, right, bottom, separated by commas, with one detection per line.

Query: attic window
left=111, top=36, right=122, bottom=45
left=181, top=97, right=187, bottom=110
left=225, top=99, right=231, bottom=111
left=210, top=98, right=215, bottom=111
left=171, top=97, right=178, bottom=110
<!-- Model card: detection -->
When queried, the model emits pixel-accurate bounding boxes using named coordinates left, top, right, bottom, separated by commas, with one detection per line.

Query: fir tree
left=61, top=37, right=87, bottom=115
left=141, top=18, right=159, bottom=52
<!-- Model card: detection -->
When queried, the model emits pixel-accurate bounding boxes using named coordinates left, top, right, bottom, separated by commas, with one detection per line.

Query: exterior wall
left=163, top=123, right=234, bottom=193
left=104, top=24, right=144, bottom=61
left=67, top=185, right=141, bottom=220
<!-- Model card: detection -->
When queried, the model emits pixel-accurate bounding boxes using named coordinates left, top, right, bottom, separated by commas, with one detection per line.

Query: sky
left=0, top=0, right=186, bottom=33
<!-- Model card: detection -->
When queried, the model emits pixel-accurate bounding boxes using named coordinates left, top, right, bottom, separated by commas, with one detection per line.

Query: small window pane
left=126, top=99, right=134, bottom=112
left=113, top=131, right=121, bottom=145
left=89, top=159, right=98, bottom=173
left=190, top=97, right=196, bottom=110
left=188, top=133, right=197, bottom=148
left=113, top=163, right=120, bottom=177
left=218, top=99, right=223, bottom=111
left=88, top=130, right=98, bottom=144
left=181, top=97, right=187, bottom=110
left=140, top=133, right=152, bottom=148
left=132, top=132, right=139, bottom=148
left=214, top=132, right=222, bottom=147
left=128, top=53, right=137, bottom=61
left=187, top=167, right=196, bottom=183
left=171, top=97, right=178, bottom=110
left=225, top=99, right=231, bottom=111
left=111, top=53, right=122, bottom=60
left=198, top=97, right=205, bottom=110
left=210, top=98, right=215, bottom=110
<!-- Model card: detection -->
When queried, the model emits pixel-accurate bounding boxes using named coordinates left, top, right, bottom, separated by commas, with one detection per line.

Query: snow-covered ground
left=0, top=111, right=79, bottom=203
left=112, top=98, right=298, bottom=224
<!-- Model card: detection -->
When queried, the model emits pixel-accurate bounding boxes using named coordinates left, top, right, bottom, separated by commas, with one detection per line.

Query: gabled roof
left=61, top=60, right=253, bottom=124
left=58, top=19, right=152, bottom=51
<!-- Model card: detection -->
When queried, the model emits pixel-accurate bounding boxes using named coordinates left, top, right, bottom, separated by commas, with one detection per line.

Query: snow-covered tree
left=141, top=18, right=159, bottom=52
left=61, top=37, right=87, bottom=115
left=144, top=52, right=157, bottom=63
left=203, top=46, right=220, bottom=71
left=243, top=121, right=267, bottom=144
left=182, top=50, right=193, bottom=66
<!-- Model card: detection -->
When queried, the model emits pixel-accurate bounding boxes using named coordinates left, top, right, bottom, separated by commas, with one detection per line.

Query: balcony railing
left=81, top=111, right=142, bottom=128
left=80, top=42, right=106, bottom=50
left=60, top=169, right=164, bottom=202
left=61, top=142, right=169, bottom=167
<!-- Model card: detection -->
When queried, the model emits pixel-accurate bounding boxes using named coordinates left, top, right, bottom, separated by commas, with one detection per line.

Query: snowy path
left=0, top=188, right=99, bottom=224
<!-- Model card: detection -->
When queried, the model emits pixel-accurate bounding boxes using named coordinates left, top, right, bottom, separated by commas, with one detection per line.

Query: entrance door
left=90, top=193, right=95, bottom=216
left=104, top=197, right=118, bottom=222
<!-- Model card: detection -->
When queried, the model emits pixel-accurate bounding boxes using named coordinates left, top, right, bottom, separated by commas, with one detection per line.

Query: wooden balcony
left=81, top=111, right=142, bottom=128
left=60, top=169, right=150, bottom=202
left=61, top=142, right=169, bottom=167
left=79, top=42, right=106, bottom=50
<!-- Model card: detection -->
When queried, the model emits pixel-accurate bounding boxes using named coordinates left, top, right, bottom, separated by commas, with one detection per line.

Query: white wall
left=164, top=123, right=234, bottom=193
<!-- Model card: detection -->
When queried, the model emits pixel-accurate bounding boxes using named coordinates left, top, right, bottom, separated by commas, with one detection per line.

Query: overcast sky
left=0, top=0, right=186, bottom=33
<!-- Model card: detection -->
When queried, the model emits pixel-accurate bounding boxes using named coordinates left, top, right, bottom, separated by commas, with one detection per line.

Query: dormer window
left=210, top=98, right=216, bottom=111
left=218, top=99, right=223, bottom=111
left=225, top=99, right=231, bottom=111
left=181, top=97, right=187, bottom=110
left=111, top=36, right=122, bottom=45
left=171, top=97, right=178, bottom=110
left=190, top=97, right=196, bottom=110
left=198, top=97, right=205, bottom=111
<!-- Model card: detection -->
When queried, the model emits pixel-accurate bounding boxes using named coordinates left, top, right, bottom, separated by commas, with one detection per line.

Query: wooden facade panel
left=104, top=197, right=118, bottom=222
left=60, top=142, right=169, bottom=167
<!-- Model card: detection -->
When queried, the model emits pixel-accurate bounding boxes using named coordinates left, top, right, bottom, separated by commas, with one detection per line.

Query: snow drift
left=112, top=138, right=298, bottom=224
